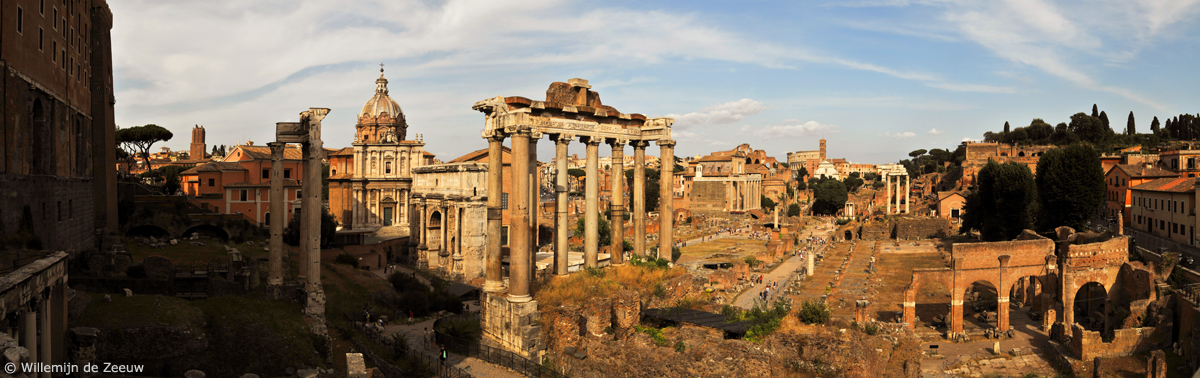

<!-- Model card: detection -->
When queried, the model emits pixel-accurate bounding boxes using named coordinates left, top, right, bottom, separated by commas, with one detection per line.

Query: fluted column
left=632, top=141, right=649, bottom=258
left=509, top=129, right=532, bottom=302
left=886, top=174, right=892, bottom=215
left=905, top=174, right=910, bottom=214
left=609, top=139, right=627, bottom=265
left=584, top=137, right=601, bottom=268
left=658, top=140, right=676, bottom=260
left=483, top=134, right=505, bottom=292
left=23, top=300, right=37, bottom=371
left=268, top=142, right=285, bottom=286
left=554, top=134, right=572, bottom=276
left=39, top=291, right=50, bottom=378
left=303, top=139, right=322, bottom=291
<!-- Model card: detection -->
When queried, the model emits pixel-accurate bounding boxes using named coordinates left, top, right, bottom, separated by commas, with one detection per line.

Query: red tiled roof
left=449, top=146, right=513, bottom=164
left=1112, top=164, right=1177, bottom=179
left=181, top=162, right=248, bottom=175
left=225, top=179, right=301, bottom=188
left=228, top=145, right=304, bottom=161
left=329, top=147, right=355, bottom=156
left=1130, top=177, right=1194, bottom=193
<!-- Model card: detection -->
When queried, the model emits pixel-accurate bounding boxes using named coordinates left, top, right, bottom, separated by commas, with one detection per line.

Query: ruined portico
left=269, top=108, right=329, bottom=315
left=0, top=251, right=69, bottom=378
left=472, top=79, right=676, bottom=358
left=879, top=164, right=910, bottom=215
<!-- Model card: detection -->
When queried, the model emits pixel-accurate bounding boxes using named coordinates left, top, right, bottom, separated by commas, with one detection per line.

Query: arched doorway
left=1008, top=275, right=1045, bottom=326
left=844, top=230, right=853, bottom=240
left=1074, top=282, right=1107, bottom=332
left=964, top=281, right=999, bottom=332
left=913, top=281, right=952, bottom=331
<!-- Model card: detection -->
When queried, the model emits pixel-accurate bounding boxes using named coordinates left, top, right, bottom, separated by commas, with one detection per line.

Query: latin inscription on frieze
left=531, top=117, right=640, bottom=136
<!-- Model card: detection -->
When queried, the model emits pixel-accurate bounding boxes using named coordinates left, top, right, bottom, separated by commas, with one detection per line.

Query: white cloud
left=752, top=121, right=840, bottom=138
left=928, top=128, right=945, bottom=135
left=886, top=131, right=917, bottom=139
left=925, top=82, right=1016, bottom=94
left=665, top=99, right=767, bottom=129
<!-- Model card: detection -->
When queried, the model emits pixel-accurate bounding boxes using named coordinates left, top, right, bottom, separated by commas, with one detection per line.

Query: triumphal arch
left=473, top=79, right=676, bottom=358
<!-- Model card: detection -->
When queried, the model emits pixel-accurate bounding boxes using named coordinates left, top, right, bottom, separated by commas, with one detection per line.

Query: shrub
left=334, top=253, right=359, bottom=268
left=798, top=300, right=831, bottom=324
left=671, top=246, right=682, bottom=263
left=674, top=340, right=686, bottom=352
left=633, top=325, right=669, bottom=347
left=653, top=283, right=667, bottom=298
left=391, top=333, right=409, bottom=358
left=864, top=322, right=879, bottom=335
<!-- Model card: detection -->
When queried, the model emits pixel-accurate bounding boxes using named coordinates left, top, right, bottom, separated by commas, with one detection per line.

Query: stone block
left=582, top=297, right=612, bottom=337
left=345, top=353, right=368, bottom=378
left=612, top=290, right=641, bottom=329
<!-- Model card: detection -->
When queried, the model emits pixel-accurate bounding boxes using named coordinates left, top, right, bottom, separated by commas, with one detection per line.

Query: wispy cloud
left=665, top=99, right=767, bottom=129
left=928, top=128, right=945, bottom=135
left=885, top=131, right=917, bottom=139
left=752, top=120, right=840, bottom=138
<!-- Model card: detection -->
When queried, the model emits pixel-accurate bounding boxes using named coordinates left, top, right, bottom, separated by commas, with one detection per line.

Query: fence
left=434, top=314, right=569, bottom=378
left=1128, top=228, right=1200, bottom=258
left=340, top=312, right=471, bottom=378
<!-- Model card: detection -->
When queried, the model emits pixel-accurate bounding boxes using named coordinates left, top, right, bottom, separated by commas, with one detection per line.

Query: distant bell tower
left=819, top=138, right=827, bottom=162
left=191, top=125, right=207, bottom=160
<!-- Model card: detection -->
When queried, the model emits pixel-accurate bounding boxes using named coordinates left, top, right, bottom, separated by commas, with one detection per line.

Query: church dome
left=359, top=69, right=404, bottom=122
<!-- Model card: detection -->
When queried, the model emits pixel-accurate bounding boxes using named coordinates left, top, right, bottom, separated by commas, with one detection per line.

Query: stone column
left=998, top=296, right=1010, bottom=332
left=302, top=140, right=322, bottom=292
left=902, top=301, right=915, bottom=328
left=885, top=174, right=892, bottom=215
left=609, top=139, right=627, bottom=265
left=441, top=205, right=448, bottom=255
left=584, top=136, right=601, bottom=268
left=658, top=140, right=676, bottom=260
left=268, top=142, right=285, bottom=286
left=950, top=295, right=964, bottom=334
left=24, top=300, right=37, bottom=370
left=483, top=134, right=505, bottom=292
left=632, top=141, right=648, bottom=258
left=39, top=291, right=50, bottom=378
left=509, top=128, right=532, bottom=302
left=554, top=134, right=572, bottom=276
left=905, top=174, right=910, bottom=214
left=529, top=136, right=540, bottom=265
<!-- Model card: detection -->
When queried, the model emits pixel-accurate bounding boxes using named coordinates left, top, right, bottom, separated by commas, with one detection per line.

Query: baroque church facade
left=328, top=69, right=432, bottom=230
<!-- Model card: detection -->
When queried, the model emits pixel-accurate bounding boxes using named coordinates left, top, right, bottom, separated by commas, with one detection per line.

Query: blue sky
left=111, top=0, right=1200, bottom=164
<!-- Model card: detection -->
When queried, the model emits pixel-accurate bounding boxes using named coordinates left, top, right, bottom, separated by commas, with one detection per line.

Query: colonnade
left=481, top=128, right=676, bottom=301
left=269, top=108, right=328, bottom=314
left=884, top=172, right=910, bottom=215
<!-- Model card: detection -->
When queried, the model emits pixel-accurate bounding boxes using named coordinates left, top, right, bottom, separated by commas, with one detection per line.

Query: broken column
left=302, top=109, right=328, bottom=315
left=268, top=142, right=285, bottom=287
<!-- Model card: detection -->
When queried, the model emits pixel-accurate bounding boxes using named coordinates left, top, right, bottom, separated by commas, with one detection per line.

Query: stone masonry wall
left=860, top=222, right=891, bottom=240
left=689, top=181, right=726, bottom=212
left=894, top=218, right=949, bottom=240
left=0, top=175, right=96, bottom=252
left=1069, top=324, right=1168, bottom=361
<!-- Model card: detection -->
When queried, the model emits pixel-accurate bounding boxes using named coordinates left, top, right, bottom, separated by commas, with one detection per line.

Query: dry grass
left=677, top=238, right=768, bottom=265
left=533, top=264, right=689, bottom=308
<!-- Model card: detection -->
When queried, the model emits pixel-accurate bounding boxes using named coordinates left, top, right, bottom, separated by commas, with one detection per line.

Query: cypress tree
left=1127, top=111, right=1136, bottom=135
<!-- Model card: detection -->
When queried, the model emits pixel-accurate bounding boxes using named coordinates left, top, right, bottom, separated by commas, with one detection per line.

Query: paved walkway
left=382, top=320, right=524, bottom=378
left=919, top=306, right=1058, bottom=376
left=731, top=221, right=836, bottom=309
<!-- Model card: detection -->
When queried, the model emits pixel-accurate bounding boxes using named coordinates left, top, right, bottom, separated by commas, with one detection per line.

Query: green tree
left=1003, top=121, right=1010, bottom=133
left=625, top=168, right=661, bottom=212
left=795, top=166, right=809, bottom=181
left=116, top=124, right=174, bottom=171
left=1127, top=111, right=1136, bottom=135
left=140, top=165, right=189, bottom=194
left=843, top=176, right=864, bottom=192
left=283, top=206, right=339, bottom=248
left=1092, top=104, right=1099, bottom=118
left=962, top=161, right=1036, bottom=241
left=760, top=195, right=776, bottom=212
left=574, top=212, right=612, bottom=247
left=1068, top=112, right=1110, bottom=144
left=1099, top=110, right=1110, bottom=130
left=810, top=178, right=848, bottom=215
left=1036, top=144, right=1105, bottom=231
left=787, top=203, right=801, bottom=217
left=1151, top=116, right=1160, bottom=133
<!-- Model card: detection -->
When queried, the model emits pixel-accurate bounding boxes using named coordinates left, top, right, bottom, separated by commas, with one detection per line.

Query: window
left=501, top=193, right=509, bottom=210
left=262, top=169, right=270, bottom=179
left=61, top=49, right=66, bottom=69
left=240, top=190, right=248, bottom=201
left=385, top=162, right=392, bottom=174
left=40, top=0, right=44, bottom=15
left=501, top=226, right=509, bottom=246
left=53, top=8, right=57, bottom=29
left=296, top=189, right=302, bottom=199
left=284, top=169, right=291, bottom=179
left=265, top=213, right=270, bottom=226
left=331, top=168, right=336, bottom=176
left=16, top=7, right=23, bottom=33
left=52, top=41, right=56, bottom=61
left=39, top=28, right=43, bottom=51
left=208, top=178, right=215, bottom=187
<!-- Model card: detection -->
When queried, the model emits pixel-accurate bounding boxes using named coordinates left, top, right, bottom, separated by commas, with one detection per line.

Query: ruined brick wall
left=0, top=175, right=95, bottom=252
left=1070, top=324, right=1168, bottom=361
left=951, top=238, right=1054, bottom=270
left=689, top=181, right=726, bottom=212
left=860, top=222, right=891, bottom=240
left=894, top=218, right=949, bottom=240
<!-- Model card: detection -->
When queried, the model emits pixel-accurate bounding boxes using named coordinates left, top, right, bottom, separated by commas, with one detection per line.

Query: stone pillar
left=268, top=142, right=285, bottom=286
left=529, top=136, right=540, bottom=266
left=609, top=139, right=627, bottom=265
left=554, top=134, right=572, bottom=276
left=39, top=291, right=50, bottom=378
left=903, top=300, right=915, bottom=328
left=584, top=137, right=601, bottom=268
left=302, top=140, right=321, bottom=292
left=998, top=296, right=1010, bottom=332
left=509, top=129, right=532, bottom=302
left=950, top=297, right=964, bottom=334
left=905, top=174, right=910, bottom=214
left=886, top=174, right=892, bottom=215
left=24, top=301, right=37, bottom=370
left=658, top=140, right=676, bottom=260
left=807, top=251, right=814, bottom=276
left=484, top=134, right=505, bottom=292
left=633, top=141, right=648, bottom=258
left=440, top=205, right=448, bottom=255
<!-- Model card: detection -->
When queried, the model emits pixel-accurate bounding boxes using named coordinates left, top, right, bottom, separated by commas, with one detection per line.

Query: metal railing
left=434, top=314, right=568, bottom=378
left=341, top=311, right=472, bottom=378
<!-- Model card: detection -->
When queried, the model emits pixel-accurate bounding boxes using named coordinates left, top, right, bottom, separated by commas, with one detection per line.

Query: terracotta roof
left=938, top=191, right=965, bottom=201
left=181, top=162, right=248, bottom=175
left=225, top=179, right=301, bottom=188
left=449, top=146, right=512, bottom=164
left=330, top=147, right=355, bottom=156
left=228, top=145, right=304, bottom=161
left=697, top=155, right=734, bottom=162
left=423, top=151, right=436, bottom=157
left=328, top=173, right=354, bottom=180
left=1112, top=164, right=1177, bottom=179
left=1130, top=177, right=1194, bottom=193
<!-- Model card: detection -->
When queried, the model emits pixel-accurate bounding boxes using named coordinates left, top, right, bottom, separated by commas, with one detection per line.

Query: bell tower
left=190, top=125, right=206, bottom=160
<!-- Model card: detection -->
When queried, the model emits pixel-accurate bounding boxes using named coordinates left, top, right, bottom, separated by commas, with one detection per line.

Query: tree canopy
left=1035, top=144, right=1105, bottom=231
left=575, top=212, right=612, bottom=247
left=810, top=177, right=848, bottom=215
left=283, top=206, right=339, bottom=248
left=116, top=124, right=174, bottom=171
left=625, top=168, right=661, bottom=212
left=962, top=161, right=1036, bottom=241
left=1127, top=111, right=1136, bottom=135
left=760, top=195, right=776, bottom=212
